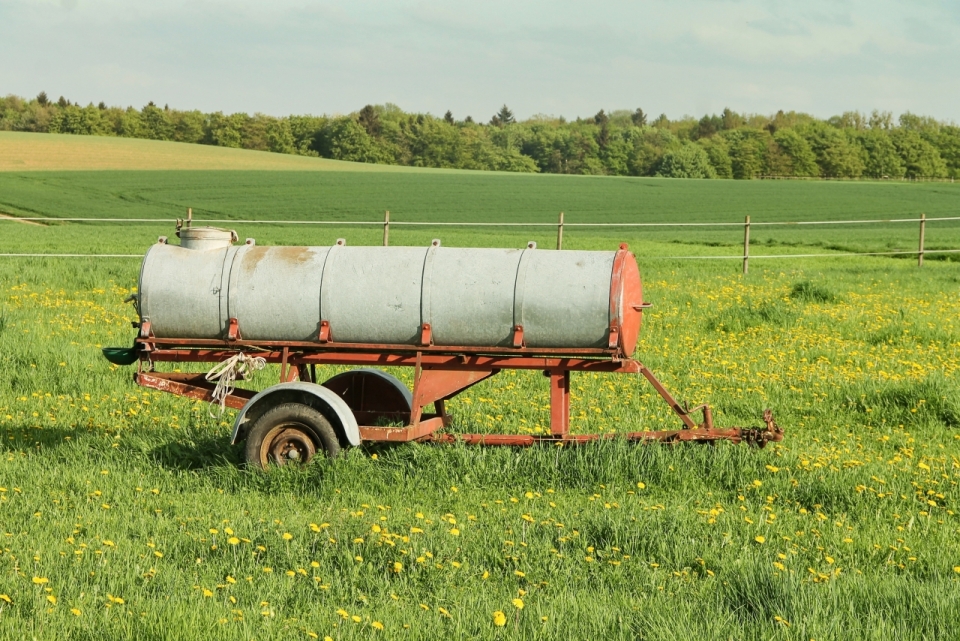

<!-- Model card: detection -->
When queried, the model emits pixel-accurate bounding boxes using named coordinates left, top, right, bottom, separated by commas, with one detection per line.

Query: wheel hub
left=261, top=425, right=316, bottom=467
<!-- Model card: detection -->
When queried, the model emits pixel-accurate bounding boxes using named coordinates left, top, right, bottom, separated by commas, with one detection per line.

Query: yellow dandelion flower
left=227, top=537, right=240, bottom=545
left=0, top=595, right=11, bottom=604
left=372, top=621, right=384, bottom=630
left=754, top=536, right=766, bottom=544
left=32, top=577, right=48, bottom=585
left=70, top=608, right=81, bottom=616
left=512, top=598, right=524, bottom=610
left=392, top=562, right=403, bottom=573
left=493, top=610, right=507, bottom=626
left=351, top=615, right=361, bottom=623
left=449, top=528, right=460, bottom=536
left=202, top=589, right=213, bottom=598
left=514, top=570, right=525, bottom=578
left=282, top=533, right=293, bottom=541
left=47, top=595, right=57, bottom=605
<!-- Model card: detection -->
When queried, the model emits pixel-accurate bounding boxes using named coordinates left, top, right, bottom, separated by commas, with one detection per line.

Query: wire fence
left=2, top=211, right=959, bottom=270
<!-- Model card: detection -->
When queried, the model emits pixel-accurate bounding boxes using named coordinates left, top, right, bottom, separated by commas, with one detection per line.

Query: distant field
left=1, top=142, right=960, bottom=255
left=0, top=132, right=421, bottom=172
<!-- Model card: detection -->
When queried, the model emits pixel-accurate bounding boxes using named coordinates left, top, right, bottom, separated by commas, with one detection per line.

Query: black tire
left=244, top=403, right=341, bottom=469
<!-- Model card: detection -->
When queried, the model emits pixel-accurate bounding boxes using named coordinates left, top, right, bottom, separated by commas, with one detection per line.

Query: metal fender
left=230, top=381, right=361, bottom=447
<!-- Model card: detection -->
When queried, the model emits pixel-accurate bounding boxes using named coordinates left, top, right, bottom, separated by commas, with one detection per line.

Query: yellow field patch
left=0, top=132, right=416, bottom=172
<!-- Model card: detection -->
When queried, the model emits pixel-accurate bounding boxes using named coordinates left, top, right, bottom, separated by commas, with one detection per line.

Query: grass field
left=1, top=136, right=959, bottom=640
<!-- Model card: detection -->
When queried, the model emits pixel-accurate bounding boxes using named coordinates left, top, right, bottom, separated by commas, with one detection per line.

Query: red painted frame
left=133, top=338, right=783, bottom=448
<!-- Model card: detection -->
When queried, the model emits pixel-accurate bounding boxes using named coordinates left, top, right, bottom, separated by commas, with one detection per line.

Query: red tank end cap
left=618, top=252, right=643, bottom=356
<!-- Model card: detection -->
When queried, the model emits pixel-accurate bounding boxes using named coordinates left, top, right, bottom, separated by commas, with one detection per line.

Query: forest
left=2, top=92, right=958, bottom=179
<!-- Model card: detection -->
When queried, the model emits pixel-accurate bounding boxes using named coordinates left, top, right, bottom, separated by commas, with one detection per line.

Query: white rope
left=204, top=352, right=266, bottom=418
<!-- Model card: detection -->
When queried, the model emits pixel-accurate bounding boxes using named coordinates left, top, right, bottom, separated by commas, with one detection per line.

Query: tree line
left=2, top=92, right=958, bottom=179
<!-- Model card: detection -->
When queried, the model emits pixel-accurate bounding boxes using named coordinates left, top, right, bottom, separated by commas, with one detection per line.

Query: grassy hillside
left=0, top=132, right=425, bottom=172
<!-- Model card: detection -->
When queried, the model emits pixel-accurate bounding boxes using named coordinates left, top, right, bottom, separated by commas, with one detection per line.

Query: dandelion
left=32, top=577, right=48, bottom=585
left=282, top=533, right=293, bottom=541
left=512, top=598, right=524, bottom=610
left=227, top=537, right=240, bottom=545
left=351, top=615, right=361, bottom=623
left=202, top=589, right=213, bottom=597
left=392, top=562, right=403, bottom=574
left=0, top=595, right=10, bottom=604
left=636, top=482, right=646, bottom=489
left=70, top=608, right=81, bottom=616
left=493, top=611, right=507, bottom=626
left=438, top=607, right=451, bottom=618
left=514, top=570, right=525, bottom=578
left=449, top=528, right=460, bottom=536
left=754, top=536, right=766, bottom=544
left=47, top=595, right=57, bottom=605
left=372, top=621, right=384, bottom=630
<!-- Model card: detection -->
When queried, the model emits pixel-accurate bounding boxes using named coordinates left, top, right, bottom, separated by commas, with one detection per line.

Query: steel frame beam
left=133, top=344, right=782, bottom=447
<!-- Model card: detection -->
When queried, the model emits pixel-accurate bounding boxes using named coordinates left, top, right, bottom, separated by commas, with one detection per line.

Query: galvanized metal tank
left=137, top=235, right=643, bottom=354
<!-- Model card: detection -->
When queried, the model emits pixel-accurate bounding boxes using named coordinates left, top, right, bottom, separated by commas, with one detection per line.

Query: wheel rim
left=258, top=424, right=317, bottom=467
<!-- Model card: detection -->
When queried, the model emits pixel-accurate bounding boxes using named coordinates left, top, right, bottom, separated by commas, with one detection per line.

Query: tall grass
left=1, top=229, right=958, bottom=639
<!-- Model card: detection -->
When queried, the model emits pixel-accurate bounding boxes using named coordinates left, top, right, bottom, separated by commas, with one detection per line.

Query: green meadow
left=0, top=137, right=959, bottom=639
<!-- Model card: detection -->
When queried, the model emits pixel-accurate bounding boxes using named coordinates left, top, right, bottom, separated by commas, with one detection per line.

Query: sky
left=2, top=0, right=959, bottom=122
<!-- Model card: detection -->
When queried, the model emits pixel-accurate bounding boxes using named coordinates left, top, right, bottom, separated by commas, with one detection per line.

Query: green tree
left=856, top=129, right=905, bottom=178
left=771, top=129, right=819, bottom=176
left=205, top=112, right=244, bottom=148
left=655, top=142, right=717, bottom=178
left=141, top=103, right=174, bottom=140
left=631, top=108, right=647, bottom=127
left=798, top=122, right=864, bottom=177
left=697, top=136, right=733, bottom=178
left=316, top=117, right=393, bottom=164
left=890, top=129, right=948, bottom=178
left=723, top=129, right=766, bottom=179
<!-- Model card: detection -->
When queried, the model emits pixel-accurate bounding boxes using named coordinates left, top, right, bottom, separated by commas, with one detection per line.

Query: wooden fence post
left=383, top=210, right=390, bottom=247
left=918, top=213, right=925, bottom=267
left=557, top=212, right=564, bottom=250
left=743, top=215, right=750, bottom=275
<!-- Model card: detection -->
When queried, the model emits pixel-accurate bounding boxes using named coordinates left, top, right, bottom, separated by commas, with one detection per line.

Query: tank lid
left=176, top=226, right=238, bottom=251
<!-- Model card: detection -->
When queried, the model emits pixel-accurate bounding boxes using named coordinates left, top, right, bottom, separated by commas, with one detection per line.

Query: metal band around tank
left=419, top=240, right=441, bottom=334
left=318, top=242, right=341, bottom=340
left=217, top=245, right=243, bottom=339
left=512, top=246, right=535, bottom=335
left=224, top=244, right=252, bottom=335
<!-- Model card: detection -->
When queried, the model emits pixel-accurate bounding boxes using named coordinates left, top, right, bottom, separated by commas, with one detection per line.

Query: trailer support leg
left=549, top=370, right=570, bottom=436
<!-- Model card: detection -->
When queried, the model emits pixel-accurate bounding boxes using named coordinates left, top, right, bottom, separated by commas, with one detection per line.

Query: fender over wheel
left=244, top=402, right=341, bottom=469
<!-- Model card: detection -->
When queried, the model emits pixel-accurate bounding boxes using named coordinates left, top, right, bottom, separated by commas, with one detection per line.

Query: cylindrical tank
left=138, top=237, right=643, bottom=354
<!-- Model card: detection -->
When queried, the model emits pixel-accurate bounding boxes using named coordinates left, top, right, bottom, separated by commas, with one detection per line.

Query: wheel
left=244, top=403, right=341, bottom=469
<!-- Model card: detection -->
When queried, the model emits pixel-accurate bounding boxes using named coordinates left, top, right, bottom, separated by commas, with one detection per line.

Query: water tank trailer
left=104, top=225, right=782, bottom=467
